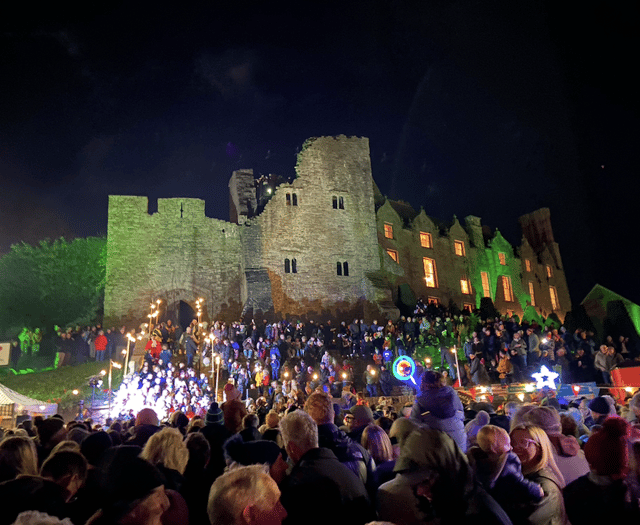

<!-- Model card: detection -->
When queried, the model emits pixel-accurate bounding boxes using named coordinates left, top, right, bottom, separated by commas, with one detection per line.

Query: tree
left=0, top=237, right=106, bottom=338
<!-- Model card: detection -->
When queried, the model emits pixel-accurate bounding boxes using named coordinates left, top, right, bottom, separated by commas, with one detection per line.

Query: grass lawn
left=0, top=360, right=125, bottom=416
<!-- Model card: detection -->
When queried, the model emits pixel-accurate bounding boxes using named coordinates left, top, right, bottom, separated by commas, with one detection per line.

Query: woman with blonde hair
left=510, top=424, right=568, bottom=525
left=140, top=427, right=188, bottom=491
left=0, top=436, right=38, bottom=482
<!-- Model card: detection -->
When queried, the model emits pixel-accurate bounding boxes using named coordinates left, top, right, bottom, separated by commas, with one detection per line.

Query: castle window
left=292, top=258, right=297, bottom=273
left=384, top=223, right=393, bottom=239
left=286, top=194, right=291, bottom=206
left=292, top=193, right=298, bottom=206
left=525, top=259, right=532, bottom=272
left=460, top=275, right=471, bottom=295
left=502, top=275, right=514, bottom=302
left=386, top=249, right=398, bottom=263
left=332, top=196, right=344, bottom=209
left=481, top=271, right=491, bottom=298
left=423, top=257, right=438, bottom=288
left=284, top=259, right=291, bottom=273
left=463, top=303, right=474, bottom=313
left=337, top=261, right=349, bottom=276
left=428, top=296, right=440, bottom=305
left=498, top=252, right=506, bottom=265
left=529, top=281, right=536, bottom=306
left=333, top=196, right=338, bottom=209
left=420, top=232, right=432, bottom=248
left=454, top=240, right=466, bottom=257
left=339, top=196, right=344, bottom=209
left=546, top=265, right=553, bottom=278
left=550, top=286, right=559, bottom=311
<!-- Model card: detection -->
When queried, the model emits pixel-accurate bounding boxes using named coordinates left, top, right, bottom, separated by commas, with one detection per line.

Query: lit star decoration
left=531, top=365, right=559, bottom=390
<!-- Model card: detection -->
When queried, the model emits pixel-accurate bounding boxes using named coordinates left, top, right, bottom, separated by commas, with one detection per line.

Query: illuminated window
left=550, top=286, right=559, bottom=311
left=384, top=223, right=393, bottom=239
left=420, top=232, right=433, bottom=248
left=525, top=259, right=531, bottom=272
left=428, top=296, right=440, bottom=305
left=460, top=275, right=471, bottom=295
left=528, top=281, right=536, bottom=306
left=454, top=240, right=466, bottom=257
left=481, top=271, right=491, bottom=298
left=423, top=257, right=438, bottom=288
left=501, top=275, right=513, bottom=302
left=386, top=249, right=398, bottom=263
left=546, top=265, right=553, bottom=278
left=498, top=253, right=506, bottom=265
left=463, top=303, right=474, bottom=312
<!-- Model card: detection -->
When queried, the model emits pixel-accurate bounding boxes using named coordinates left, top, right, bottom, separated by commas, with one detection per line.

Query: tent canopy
left=0, top=383, right=58, bottom=418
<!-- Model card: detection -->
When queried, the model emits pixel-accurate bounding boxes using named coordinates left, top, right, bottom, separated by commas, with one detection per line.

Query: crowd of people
left=2, top=368, right=640, bottom=525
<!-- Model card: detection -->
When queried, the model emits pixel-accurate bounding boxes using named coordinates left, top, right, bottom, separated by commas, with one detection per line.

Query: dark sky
left=1, top=2, right=638, bottom=307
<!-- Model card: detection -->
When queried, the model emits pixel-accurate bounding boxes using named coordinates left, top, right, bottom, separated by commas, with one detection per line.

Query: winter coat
left=547, top=433, right=590, bottom=485
left=520, top=468, right=568, bottom=525
left=411, top=386, right=467, bottom=452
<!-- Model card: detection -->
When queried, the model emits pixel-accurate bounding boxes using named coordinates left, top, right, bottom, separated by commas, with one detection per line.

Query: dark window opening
left=180, top=202, right=184, bottom=218
left=147, top=197, right=158, bottom=215
left=284, top=259, right=291, bottom=273
left=343, top=261, right=349, bottom=276
left=292, top=258, right=297, bottom=273
left=332, top=196, right=338, bottom=209
left=292, top=193, right=298, bottom=206
left=339, top=196, right=344, bottom=209
left=286, top=194, right=291, bottom=206
left=337, top=262, right=342, bottom=276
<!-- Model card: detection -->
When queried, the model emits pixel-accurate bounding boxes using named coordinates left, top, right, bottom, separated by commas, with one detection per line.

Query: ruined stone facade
left=104, top=135, right=571, bottom=326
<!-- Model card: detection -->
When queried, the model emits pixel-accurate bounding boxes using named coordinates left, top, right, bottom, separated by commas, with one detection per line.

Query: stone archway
left=178, top=300, right=197, bottom=331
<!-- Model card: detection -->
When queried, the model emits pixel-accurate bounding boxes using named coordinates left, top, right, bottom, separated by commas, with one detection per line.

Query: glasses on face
left=513, top=438, right=538, bottom=449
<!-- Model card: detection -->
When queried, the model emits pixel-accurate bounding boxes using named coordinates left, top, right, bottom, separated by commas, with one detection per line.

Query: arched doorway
left=179, top=300, right=197, bottom=331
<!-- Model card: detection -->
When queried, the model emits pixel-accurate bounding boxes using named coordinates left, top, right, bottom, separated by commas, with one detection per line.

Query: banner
left=0, top=343, right=10, bottom=366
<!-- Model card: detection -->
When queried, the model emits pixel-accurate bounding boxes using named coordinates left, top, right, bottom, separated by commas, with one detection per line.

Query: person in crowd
left=303, top=392, right=374, bottom=488
left=510, top=424, right=568, bottom=525
left=515, top=406, right=590, bottom=485
left=140, top=427, right=189, bottom=491
left=468, top=424, right=543, bottom=520
left=278, top=409, right=373, bottom=525
left=40, top=450, right=88, bottom=503
left=361, top=423, right=396, bottom=490
left=207, top=464, right=287, bottom=525
left=379, top=426, right=511, bottom=524
left=411, top=370, right=466, bottom=451
left=564, top=417, right=640, bottom=522
left=0, top=436, right=39, bottom=483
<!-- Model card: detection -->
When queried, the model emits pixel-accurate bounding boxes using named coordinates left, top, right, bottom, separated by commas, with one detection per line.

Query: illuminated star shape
left=531, top=365, right=559, bottom=390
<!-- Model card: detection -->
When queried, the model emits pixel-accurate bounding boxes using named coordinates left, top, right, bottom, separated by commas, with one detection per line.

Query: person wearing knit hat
left=563, top=417, right=639, bottom=523
left=587, top=396, right=611, bottom=428
left=200, top=402, right=232, bottom=480
left=464, top=410, right=491, bottom=449
left=520, top=406, right=590, bottom=485
left=205, top=402, right=224, bottom=426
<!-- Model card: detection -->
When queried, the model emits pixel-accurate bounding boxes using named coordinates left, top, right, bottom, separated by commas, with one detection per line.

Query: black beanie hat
left=223, top=434, right=281, bottom=466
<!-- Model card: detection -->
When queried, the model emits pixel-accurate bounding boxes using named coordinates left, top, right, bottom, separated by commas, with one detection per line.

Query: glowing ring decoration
left=392, top=356, right=416, bottom=383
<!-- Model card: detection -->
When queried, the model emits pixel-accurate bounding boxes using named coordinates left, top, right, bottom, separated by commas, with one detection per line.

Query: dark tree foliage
left=0, top=237, right=106, bottom=337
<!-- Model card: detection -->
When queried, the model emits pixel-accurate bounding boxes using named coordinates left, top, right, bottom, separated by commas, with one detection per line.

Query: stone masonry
left=104, top=135, right=571, bottom=327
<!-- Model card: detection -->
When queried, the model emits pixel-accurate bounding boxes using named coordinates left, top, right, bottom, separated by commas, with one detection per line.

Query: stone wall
left=256, top=136, right=384, bottom=320
left=104, top=196, right=243, bottom=326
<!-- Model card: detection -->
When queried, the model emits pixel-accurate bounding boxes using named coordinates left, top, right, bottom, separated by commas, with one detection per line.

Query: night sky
left=1, top=2, right=638, bottom=307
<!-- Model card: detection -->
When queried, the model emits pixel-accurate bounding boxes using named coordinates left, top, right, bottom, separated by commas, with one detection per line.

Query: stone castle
left=104, top=135, right=571, bottom=327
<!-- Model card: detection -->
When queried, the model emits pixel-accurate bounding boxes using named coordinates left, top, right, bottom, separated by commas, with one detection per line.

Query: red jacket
left=95, top=335, right=108, bottom=352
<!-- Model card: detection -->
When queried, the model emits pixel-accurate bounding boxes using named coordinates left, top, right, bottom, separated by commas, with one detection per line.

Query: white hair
left=279, top=410, right=318, bottom=454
